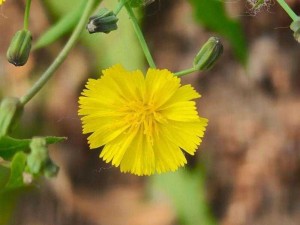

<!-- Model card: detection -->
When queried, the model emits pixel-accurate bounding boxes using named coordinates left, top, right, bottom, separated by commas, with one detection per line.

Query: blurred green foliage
left=0, top=136, right=65, bottom=160
left=189, top=0, right=248, bottom=64
left=33, top=0, right=88, bottom=50
left=150, top=169, right=216, bottom=225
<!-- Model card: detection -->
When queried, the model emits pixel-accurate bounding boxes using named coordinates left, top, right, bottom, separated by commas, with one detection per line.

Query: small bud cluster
left=290, top=18, right=300, bottom=43
left=247, top=0, right=273, bottom=14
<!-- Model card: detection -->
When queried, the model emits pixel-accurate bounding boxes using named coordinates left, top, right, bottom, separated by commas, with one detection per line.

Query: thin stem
left=174, top=67, right=198, bottom=77
left=124, top=3, right=156, bottom=68
left=276, top=0, right=298, bottom=21
left=23, top=0, right=32, bottom=30
left=20, top=0, right=98, bottom=106
left=114, top=0, right=127, bottom=15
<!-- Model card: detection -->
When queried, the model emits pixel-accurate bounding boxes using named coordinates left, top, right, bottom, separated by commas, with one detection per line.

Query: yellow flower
left=78, top=65, right=208, bottom=176
left=0, top=0, right=5, bottom=5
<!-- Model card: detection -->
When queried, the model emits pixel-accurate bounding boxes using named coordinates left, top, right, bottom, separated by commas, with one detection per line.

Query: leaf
left=189, top=0, right=248, bottom=64
left=33, top=0, right=87, bottom=50
left=150, top=169, right=216, bottom=225
left=0, top=136, right=66, bottom=160
left=3, top=152, right=27, bottom=190
left=34, top=0, right=103, bottom=50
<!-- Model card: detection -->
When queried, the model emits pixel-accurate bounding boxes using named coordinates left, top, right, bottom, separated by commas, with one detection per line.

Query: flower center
left=121, top=100, right=164, bottom=144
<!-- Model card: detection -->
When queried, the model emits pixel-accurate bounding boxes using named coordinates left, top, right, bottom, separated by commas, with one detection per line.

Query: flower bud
left=0, top=97, right=23, bottom=136
left=6, top=29, right=32, bottom=66
left=290, top=18, right=300, bottom=43
left=27, top=137, right=59, bottom=177
left=86, top=8, right=118, bottom=34
left=193, top=37, right=223, bottom=71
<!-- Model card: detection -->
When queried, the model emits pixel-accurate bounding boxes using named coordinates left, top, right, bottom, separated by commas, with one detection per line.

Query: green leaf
left=45, top=136, right=67, bottom=145
left=4, top=152, right=27, bottom=190
left=150, top=169, right=216, bottom=225
left=33, top=0, right=87, bottom=50
left=189, top=0, right=248, bottom=64
left=0, top=136, right=66, bottom=160
left=34, top=0, right=103, bottom=50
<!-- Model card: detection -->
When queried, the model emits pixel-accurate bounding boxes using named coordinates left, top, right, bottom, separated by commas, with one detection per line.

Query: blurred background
left=1, top=0, right=300, bottom=224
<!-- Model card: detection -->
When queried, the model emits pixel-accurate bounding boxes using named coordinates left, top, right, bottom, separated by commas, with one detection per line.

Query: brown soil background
left=1, top=0, right=300, bottom=225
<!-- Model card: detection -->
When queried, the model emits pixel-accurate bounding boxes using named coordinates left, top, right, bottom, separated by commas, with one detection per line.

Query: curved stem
left=276, top=0, right=298, bottom=21
left=174, top=67, right=198, bottom=77
left=20, top=0, right=98, bottom=106
left=114, top=0, right=126, bottom=15
left=23, top=0, right=32, bottom=30
left=124, top=3, right=156, bottom=68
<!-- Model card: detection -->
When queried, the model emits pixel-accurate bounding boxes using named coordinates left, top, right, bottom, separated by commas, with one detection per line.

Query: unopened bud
left=0, top=97, right=23, bottom=136
left=27, top=137, right=59, bottom=177
left=193, top=37, right=223, bottom=71
left=6, top=29, right=32, bottom=66
left=87, top=8, right=118, bottom=34
left=290, top=18, right=300, bottom=43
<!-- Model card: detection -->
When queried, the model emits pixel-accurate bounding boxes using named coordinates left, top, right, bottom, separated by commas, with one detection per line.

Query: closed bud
left=6, top=29, right=32, bottom=66
left=0, top=97, right=23, bottom=136
left=193, top=37, right=223, bottom=71
left=27, top=137, right=59, bottom=177
left=86, top=8, right=118, bottom=34
left=290, top=18, right=300, bottom=43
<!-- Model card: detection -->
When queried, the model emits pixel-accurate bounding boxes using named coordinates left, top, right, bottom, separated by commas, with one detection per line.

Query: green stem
left=124, top=3, right=156, bottom=68
left=277, top=0, right=298, bottom=21
left=174, top=67, right=198, bottom=77
left=23, top=0, right=32, bottom=30
left=20, top=0, right=98, bottom=106
left=114, top=0, right=127, bottom=15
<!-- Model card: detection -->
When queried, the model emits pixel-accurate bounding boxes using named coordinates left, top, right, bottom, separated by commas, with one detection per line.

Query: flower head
left=78, top=65, right=208, bottom=176
left=0, top=0, right=5, bottom=5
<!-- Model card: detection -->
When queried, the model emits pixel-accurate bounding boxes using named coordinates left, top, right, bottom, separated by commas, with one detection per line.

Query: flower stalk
left=174, top=68, right=198, bottom=77
left=124, top=2, right=156, bottom=68
left=20, top=0, right=99, bottom=106
left=24, top=0, right=32, bottom=30
left=114, top=0, right=127, bottom=15
left=276, top=0, right=298, bottom=21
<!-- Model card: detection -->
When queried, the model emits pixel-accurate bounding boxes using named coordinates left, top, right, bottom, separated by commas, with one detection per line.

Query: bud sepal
left=87, top=8, right=118, bottom=34
left=193, top=37, right=223, bottom=71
